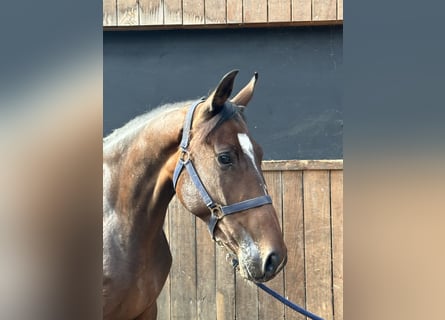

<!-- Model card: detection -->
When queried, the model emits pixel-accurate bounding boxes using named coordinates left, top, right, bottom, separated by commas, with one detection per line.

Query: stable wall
left=158, top=160, right=343, bottom=320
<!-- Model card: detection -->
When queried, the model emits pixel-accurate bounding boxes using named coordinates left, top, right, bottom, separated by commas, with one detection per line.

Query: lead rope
left=255, top=283, right=325, bottom=320
left=231, top=259, right=324, bottom=320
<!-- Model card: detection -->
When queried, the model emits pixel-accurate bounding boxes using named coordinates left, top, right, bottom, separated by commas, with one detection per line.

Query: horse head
left=174, top=70, right=287, bottom=283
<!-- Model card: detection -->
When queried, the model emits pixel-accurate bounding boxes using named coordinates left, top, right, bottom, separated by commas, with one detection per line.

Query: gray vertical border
left=344, top=0, right=445, bottom=319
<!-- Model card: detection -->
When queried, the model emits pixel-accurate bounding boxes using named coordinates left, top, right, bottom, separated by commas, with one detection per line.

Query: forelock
left=194, top=103, right=245, bottom=144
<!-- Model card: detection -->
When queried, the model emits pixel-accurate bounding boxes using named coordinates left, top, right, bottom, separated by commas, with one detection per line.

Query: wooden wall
left=103, top=0, right=343, bottom=29
left=157, top=159, right=343, bottom=320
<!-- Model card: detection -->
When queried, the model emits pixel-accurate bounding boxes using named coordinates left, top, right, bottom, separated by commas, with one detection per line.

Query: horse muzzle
left=236, top=241, right=288, bottom=283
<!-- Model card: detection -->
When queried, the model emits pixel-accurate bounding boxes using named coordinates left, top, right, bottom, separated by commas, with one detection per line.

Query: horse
left=103, top=70, right=288, bottom=320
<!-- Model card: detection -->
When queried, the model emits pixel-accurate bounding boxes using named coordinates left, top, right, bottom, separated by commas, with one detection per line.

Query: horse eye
left=217, top=153, right=232, bottom=165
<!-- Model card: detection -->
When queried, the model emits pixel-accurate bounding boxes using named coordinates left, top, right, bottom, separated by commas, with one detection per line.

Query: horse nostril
left=264, top=252, right=279, bottom=276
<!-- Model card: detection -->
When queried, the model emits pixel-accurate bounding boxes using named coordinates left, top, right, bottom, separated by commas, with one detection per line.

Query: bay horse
left=103, top=70, right=287, bottom=320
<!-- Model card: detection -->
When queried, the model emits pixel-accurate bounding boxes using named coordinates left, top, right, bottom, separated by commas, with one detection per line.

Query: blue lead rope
left=256, top=283, right=325, bottom=320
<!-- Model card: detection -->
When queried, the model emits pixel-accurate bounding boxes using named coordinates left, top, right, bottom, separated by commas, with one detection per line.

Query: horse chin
left=219, top=253, right=259, bottom=283
left=217, top=240, right=256, bottom=282
left=237, top=261, right=257, bottom=282
left=238, top=260, right=284, bottom=283
left=238, top=260, right=266, bottom=283
left=237, top=251, right=287, bottom=283
left=216, top=235, right=285, bottom=283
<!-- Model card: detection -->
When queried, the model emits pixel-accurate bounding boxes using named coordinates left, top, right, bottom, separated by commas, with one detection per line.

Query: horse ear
left=230, top=72, right=258, bottom=107
left=208, top=69, right=239, bottom=114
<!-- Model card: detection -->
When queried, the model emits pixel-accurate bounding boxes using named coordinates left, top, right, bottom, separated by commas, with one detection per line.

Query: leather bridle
left=172, top=98, right=273, bottom=239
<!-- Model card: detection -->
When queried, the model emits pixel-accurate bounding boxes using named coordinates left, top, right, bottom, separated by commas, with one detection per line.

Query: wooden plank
left=235, top=273, right=258, bottom=319
left=196, top=217, right=217, bottom=320
left=282, top=171, right=306, bottom=320
left=258, top=171, right=285, bottom=319
left=262, top=159, right=343, bottom=171
left=268, top=0, right=291, bottom=22
left=337, top=0, right=343, bottom=20
left=227, top=0, right=242, bottom=23
left=139, top=0, right=164, bottom=25
left=330, top=170, right=343, bottom=320
left=157, top=207, right=171, bottom=320
left=303, top=170, right=333, bottom=319
left=183, top=0, right=205, bottom=24
left=243, top=0, right=267, bottom=23
left=292, top=0, right=312, bottom=21
left=117, top=0, right=139, bottom=25
left=312, top=0, right=337, bottom=21
left=105, top=20, right=343, bottom=30
left=103, top=0, right=117, bottom=26
left=105, top=0, right=345, bottom=27
left=169, top=197, right=197, bottom=319
left=205, top=0, right=227, bottom=24
left=164, top=0, right=182, bottom=24
left=216, top=246, right=236, bottom=320
left=157, top=279, right=170, bottom=320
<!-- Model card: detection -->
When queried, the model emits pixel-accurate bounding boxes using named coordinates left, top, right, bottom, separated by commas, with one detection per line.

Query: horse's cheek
left=177, top=179, right=197, bottom=210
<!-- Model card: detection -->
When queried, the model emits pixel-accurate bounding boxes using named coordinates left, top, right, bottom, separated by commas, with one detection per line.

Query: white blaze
left=237, top=133, right=267, bottom=193
left=237, top=133, right=256, bottom=168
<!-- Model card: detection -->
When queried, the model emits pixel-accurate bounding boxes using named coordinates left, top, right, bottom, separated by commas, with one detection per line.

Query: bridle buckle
left=179, top=149, right=190, bottom=163
left=210, top=204, right=224, bottom=219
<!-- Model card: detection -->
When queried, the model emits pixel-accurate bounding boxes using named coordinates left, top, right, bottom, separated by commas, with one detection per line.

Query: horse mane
left=103, top=99, right=246, bottom=155
left=103, top=100, right=191, bottom=155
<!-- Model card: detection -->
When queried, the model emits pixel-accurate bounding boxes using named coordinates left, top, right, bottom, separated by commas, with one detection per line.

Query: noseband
left=172, top=98, right=272, bottom=239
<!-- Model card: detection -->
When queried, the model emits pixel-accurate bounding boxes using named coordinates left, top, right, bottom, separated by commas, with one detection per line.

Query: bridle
left=172, top=99, right=325, bottom=320
left=172, top=98, right=273, bottom=239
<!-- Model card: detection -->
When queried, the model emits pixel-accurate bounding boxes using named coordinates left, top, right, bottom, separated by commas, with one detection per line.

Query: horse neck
left=104, top=105, right=187, bottom=239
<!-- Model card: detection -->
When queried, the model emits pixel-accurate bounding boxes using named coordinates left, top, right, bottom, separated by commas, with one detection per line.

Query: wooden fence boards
left=183, top=0, right=205, bottom=25
left=216, top=248, right=236, bottom=320
left=139, top=0, right=164, bottom=25
left=258, top=171, right=285, bottom=319
left=157, top=160, right=342, bottom=320
left=226, top=0, right=242, bottom=23
left=303, top=170, right=333, bottom=319
left=268, top=0, right=291, bottom=23
left=262, top=159, right=343, bottom=171
left=196, top=217, right=216, bottom=320
left=103, top=0, right=117, bottom=26
left=163, top=0, right=182, bottom=24
left=168, top=198, right=197, bottom=319
left=235, top=274, right=258, bottom=319
left=337, top=0, right=343, bottom=20
left=243, top=0, right=268, bottom=23
left=205, top=0, right=226, bottom=24
left=104, top=0, right=343, bottom=28
left=331, top=170, right=343, bottom=320
left=313, top=0, right=337, bottom=21
left=292, top=0, right=312, bottom=22
left=117, top=0, right=139, bottom=25
left=283, top=170, right=306, bottom=320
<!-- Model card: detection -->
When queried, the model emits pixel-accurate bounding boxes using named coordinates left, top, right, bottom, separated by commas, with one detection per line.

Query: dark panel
left=104, top=26, right=342, bottom=160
